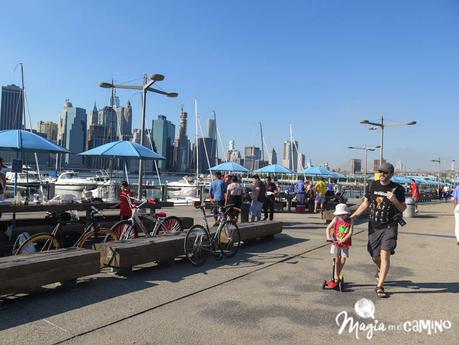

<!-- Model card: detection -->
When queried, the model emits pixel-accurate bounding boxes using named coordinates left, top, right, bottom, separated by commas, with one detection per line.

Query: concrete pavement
left=0, top=202, right=458, bottom=345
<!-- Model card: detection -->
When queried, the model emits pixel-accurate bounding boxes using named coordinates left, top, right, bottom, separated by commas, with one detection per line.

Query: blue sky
left=1, top=0, right=458, bottom=171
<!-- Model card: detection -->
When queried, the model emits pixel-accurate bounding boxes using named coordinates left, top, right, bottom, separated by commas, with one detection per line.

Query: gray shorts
left=315, top=195, right=326, bottom=203
left=367, top=222, right=398, bottom=257
left=330, top=244, right=350, bottom=258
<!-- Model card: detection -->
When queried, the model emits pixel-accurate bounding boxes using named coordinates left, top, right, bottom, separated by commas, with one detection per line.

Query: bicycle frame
left=196, top=205, right=231, bottom=252
left=121, top=196, right=164, bottom=238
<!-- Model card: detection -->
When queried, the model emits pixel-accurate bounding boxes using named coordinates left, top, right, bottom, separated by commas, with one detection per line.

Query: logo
left=336, top=298, right=452, bottom=340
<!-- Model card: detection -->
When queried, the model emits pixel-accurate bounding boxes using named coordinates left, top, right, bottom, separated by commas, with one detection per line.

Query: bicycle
left=109, top=196, right=183, bottom=240
left=14, top=206, right=118, bottom=255
left=184, top=203, right=241, bottom=266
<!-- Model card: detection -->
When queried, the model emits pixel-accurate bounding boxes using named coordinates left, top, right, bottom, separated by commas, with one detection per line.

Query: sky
left=0, top=0, right=458, bottom=171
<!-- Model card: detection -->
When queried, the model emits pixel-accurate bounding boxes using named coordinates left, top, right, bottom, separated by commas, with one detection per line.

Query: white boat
left=166, top=176, right=198, bottom=198
left=5, top=171, right=41, bottom=188
left=86, top=170, right=111, bottom=186
left=54, top=171, right=98, bottom=191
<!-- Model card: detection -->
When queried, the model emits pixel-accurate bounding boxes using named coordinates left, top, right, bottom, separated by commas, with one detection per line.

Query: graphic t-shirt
left=366, top=181, right=406, bottom=229
left=333, top=217, right=352, bottom=247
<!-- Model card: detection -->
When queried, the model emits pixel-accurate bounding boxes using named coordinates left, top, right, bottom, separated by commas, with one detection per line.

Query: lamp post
left=360, top=116, right=416, bottom=164
left=348, top=145, right=381, bottom=195
left=100, top=74, right=178, bottom=197
left=431, top=158, right=441, bottom=184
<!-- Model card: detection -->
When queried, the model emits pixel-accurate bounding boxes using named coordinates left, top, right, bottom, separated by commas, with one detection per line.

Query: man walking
left=351, top=162, right=406, bottom=298
left=209, top=171, right=227, bottom=224
left=314, top=177, right=327, bottom=213
left=250, top=175, right=265, bottom=222
left=263, top=176, right=278, bottom=221
left=452, top=184, right=459, bottom=245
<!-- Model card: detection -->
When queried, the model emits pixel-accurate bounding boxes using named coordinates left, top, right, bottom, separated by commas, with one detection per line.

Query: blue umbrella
left=209, top=162, right=249, bottom=173
left=0, top=129, right=69, bottom=153
left=254, top=164, right=293, bottom=174
left=0, top=129, right=69, bottom=199
left=330, top=172, right=347, bottom=179
left=299, top=166, right=335, bottom=177
left=79, top=141, right=165, bottom=160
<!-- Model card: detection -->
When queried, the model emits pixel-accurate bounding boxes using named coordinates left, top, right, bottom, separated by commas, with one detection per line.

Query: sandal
left=375, top=286, right=387, bottom=298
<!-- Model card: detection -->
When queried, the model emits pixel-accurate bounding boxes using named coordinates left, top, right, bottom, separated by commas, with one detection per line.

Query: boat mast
left=195, top=99, right=199, bottom=181
left=289, top=124, right=294, bottom=171
left=213, top=110, right=218, bottom=166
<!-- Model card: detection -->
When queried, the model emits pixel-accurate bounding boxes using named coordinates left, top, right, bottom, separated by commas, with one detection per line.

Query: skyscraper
left=98, top=106, right=118, bottom=141
left=282, top=140, right=298, bottom=171
left=152, top=115, right=175, bottom=171
left=37, top=121, right=58, bottom=142
left=57, top=99, right=87, bottom=167
left=173, top=109, right=190, bottom=172
left=350, top=159, right=362, bottom=174
left=268, top=148, right=277, bottom=165
left=0, top=84, right=23, bottom=130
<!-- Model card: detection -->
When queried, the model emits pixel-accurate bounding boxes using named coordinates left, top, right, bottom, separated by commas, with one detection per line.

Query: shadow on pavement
left=0, top=233, right=307, bottom=331
left=346, top=280, right=459, bottom=294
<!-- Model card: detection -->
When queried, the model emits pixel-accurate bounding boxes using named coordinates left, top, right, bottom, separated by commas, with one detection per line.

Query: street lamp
left=348, top=145, right=381, bottom=195
left=360, top=116, right=416, bottom=165
left=431, top=158, right=441, bottom=184
left=100, top=74, right=178, bottom=197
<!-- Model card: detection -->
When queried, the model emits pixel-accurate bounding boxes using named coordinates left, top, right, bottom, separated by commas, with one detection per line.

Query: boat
left=5, top=170, right=41, bottom=188
left=53, top=171, right=98, bottom=191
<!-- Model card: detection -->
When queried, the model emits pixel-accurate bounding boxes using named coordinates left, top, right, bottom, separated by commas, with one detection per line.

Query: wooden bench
left=96, top=221, right=283, bottom=273
left=0, top=248, right=100, bottom=295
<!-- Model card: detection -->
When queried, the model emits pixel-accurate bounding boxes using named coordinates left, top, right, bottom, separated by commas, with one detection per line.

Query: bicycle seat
left=153, top=211, right=167, bottom=218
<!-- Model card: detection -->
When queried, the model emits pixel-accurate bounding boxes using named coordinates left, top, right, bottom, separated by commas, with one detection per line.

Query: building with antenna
left=268, top=148, right=277, bottom=165
left=173, top=108, right=191, bottom=172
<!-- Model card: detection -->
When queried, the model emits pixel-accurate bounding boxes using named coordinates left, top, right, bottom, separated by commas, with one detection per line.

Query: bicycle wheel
left=218, top=221, right=241, bottom=258
left=15, top=233, right=60, bottom=255
left=158, top=216, right=183, bottom=235
left=184, top=225, right=210, bottom=266
left=77, top=228, right=119, bottom=249
left=110, top=220, right=138, bottom=240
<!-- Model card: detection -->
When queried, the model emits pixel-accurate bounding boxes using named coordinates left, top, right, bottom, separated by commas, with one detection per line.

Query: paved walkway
left=0, top=202, right=458, bottom=344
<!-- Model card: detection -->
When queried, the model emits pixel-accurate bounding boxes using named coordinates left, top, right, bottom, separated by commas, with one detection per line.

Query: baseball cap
left=378, top=162, right=394, bottom=173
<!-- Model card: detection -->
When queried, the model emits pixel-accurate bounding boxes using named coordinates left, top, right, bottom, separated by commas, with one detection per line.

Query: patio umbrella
left=254, top=164, right=293, bottom=174
left=0, top=129, right=70, bottom=198
left=299, top=166, right=335, bottom=178
left=330, top=172, right=347, bottom=179
left=79, top=140, right=165, bottom=185
left=79, top=140, right=165, bottom=160
left=208, top=162, right=249, bottom=173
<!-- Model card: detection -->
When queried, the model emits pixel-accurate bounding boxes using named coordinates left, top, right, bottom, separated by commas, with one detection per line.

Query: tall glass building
left=0, top=84, right=24, bottom=130
left=57, top=100, right=87, bottom=168
left=152, top=115, right=175, bottom=171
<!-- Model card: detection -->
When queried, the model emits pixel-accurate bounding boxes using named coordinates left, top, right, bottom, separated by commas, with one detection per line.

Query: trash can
left=404, top=197, right=415, bottom=218
left=240, top=202, right=250, bottom=223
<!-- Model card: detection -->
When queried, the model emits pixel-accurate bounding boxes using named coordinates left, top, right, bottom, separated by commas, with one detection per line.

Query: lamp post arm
left=146, top=87, right=174, bottom=96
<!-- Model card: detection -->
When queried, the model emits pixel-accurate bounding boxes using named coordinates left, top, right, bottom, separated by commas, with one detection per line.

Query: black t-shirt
left=255, top=180, right=266, bottom=202
left=365, top=180, right=406, bottom=228
left=265, top=182, right=277, bottom=198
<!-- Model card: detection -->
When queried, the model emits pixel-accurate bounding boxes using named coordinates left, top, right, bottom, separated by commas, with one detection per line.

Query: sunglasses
left=378, top=170, right=391, bottom=175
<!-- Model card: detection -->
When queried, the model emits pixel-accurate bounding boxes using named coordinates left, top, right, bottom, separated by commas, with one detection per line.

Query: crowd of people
left=289, top=177, right=345, bottom=214
left=209, top=171, right=280, bottom=223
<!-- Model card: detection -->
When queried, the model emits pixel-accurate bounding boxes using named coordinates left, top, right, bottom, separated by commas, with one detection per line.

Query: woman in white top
left=226, top=175, right=243, bottom=221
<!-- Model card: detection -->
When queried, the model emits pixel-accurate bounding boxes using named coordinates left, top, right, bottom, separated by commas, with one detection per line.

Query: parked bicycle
left=110, top=196, right=183, bottom=240
left=13, top=206, right=118, bottom=255
left=184, top=203, right=241, bottom=266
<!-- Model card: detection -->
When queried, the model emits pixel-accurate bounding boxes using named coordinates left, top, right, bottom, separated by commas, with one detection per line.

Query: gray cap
left=378, top=162, right=394, bottom=173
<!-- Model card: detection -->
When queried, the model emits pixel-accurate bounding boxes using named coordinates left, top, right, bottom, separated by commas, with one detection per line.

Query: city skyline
left=1, top=1, right=458, bottom=170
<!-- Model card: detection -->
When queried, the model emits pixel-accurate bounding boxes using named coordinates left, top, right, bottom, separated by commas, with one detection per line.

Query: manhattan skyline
left=1, top=0, right=458, bottom=170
